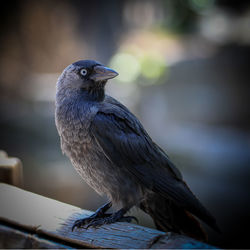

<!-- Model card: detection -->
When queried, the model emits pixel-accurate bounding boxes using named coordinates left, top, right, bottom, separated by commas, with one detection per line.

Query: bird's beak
left=90, top=65, right=118, bottom=82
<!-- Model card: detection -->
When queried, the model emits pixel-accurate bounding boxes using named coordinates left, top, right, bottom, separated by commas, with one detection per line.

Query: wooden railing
left=0, top=151, right=216, bottom=249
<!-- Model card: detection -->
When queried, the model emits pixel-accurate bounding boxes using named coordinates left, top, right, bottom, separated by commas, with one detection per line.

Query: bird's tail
left=140, top=195, right=208, bottom=242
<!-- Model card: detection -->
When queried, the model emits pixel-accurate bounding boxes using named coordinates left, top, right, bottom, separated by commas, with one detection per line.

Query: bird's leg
left=84, top=206, right=138, bottom=229
left=72, top=202, right=112, bottom=231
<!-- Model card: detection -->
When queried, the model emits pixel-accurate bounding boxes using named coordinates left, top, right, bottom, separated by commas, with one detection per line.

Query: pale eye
left=80, top=68, right=88, bottom=76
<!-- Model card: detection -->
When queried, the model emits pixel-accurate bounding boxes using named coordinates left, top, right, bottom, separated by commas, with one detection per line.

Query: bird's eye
left=80, top=68, right=88, bottom=76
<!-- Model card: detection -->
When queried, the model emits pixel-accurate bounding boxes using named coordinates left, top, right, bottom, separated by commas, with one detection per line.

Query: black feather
left=90, top=96, right=219, bottom=232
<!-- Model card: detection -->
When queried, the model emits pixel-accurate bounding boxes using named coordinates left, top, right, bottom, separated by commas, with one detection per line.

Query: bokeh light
left=109, top=53, right=141, bottom=83
left=189, top=0, right=215, bottom=12
left=140, top=53, right=166, bottom=80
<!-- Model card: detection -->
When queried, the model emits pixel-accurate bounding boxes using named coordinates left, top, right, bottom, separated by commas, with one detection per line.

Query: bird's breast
left=55, top=99, right=144, bottom=206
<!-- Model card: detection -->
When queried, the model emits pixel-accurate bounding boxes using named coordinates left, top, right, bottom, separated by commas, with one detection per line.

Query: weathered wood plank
left=0, top=150, right=23, bottom=187
left=0, top=224, right=70, bottom=249
left=0, top=183, right=216, bottom=248
left=151, top=232, right=216, bottom=249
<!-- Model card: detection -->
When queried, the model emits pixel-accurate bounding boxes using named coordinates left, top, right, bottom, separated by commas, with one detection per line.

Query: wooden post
left=0, top=183, right=217, bottom=249
left=0, top=150, right=23, bottom=187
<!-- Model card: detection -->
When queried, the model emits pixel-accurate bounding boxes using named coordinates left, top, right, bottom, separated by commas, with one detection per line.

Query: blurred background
left=0, top=0, right=250, bottom=248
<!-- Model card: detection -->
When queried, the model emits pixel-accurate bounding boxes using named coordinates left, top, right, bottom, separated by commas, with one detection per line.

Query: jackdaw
left=55, top=60, right=219, bottom=241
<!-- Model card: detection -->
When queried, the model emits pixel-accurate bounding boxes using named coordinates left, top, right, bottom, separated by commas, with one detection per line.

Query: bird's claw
left=72, top=218, right=90, bottom=231
left=72, top=214, right=100, bottom=231
left=85, top=215, right=139, bottom=228
left=72, top=214, right=139, bottom=231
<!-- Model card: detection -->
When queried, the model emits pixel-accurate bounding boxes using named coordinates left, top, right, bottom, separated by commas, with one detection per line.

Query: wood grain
left=0, top=225, right=69, bottom=249
left=0, top=183, right=216, bottom=248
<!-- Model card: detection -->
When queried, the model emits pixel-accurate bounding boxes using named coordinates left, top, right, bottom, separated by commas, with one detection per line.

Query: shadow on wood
left=0, top=183, right=217, bottom=249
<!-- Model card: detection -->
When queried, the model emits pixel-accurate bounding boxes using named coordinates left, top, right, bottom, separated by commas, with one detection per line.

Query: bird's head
left=57, top=60, right=118, bottom=101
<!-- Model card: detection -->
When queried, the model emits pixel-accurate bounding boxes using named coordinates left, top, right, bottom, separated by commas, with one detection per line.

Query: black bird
left=55, top=60, right=219, bottom=241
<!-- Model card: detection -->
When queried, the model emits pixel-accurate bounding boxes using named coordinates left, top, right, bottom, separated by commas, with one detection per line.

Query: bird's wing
left=101, top=95, right=182, bottom=179
left=90, top=101, right=218, bottom=230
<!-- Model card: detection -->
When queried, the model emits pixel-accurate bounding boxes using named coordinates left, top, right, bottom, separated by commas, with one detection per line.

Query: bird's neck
left=56, top=86, right=105, bottom=108
left=85, top=87, right=105, bottom=102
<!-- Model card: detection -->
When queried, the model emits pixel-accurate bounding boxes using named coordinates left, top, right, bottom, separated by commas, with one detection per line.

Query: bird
left=55, top=59, right=219, bottom=242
